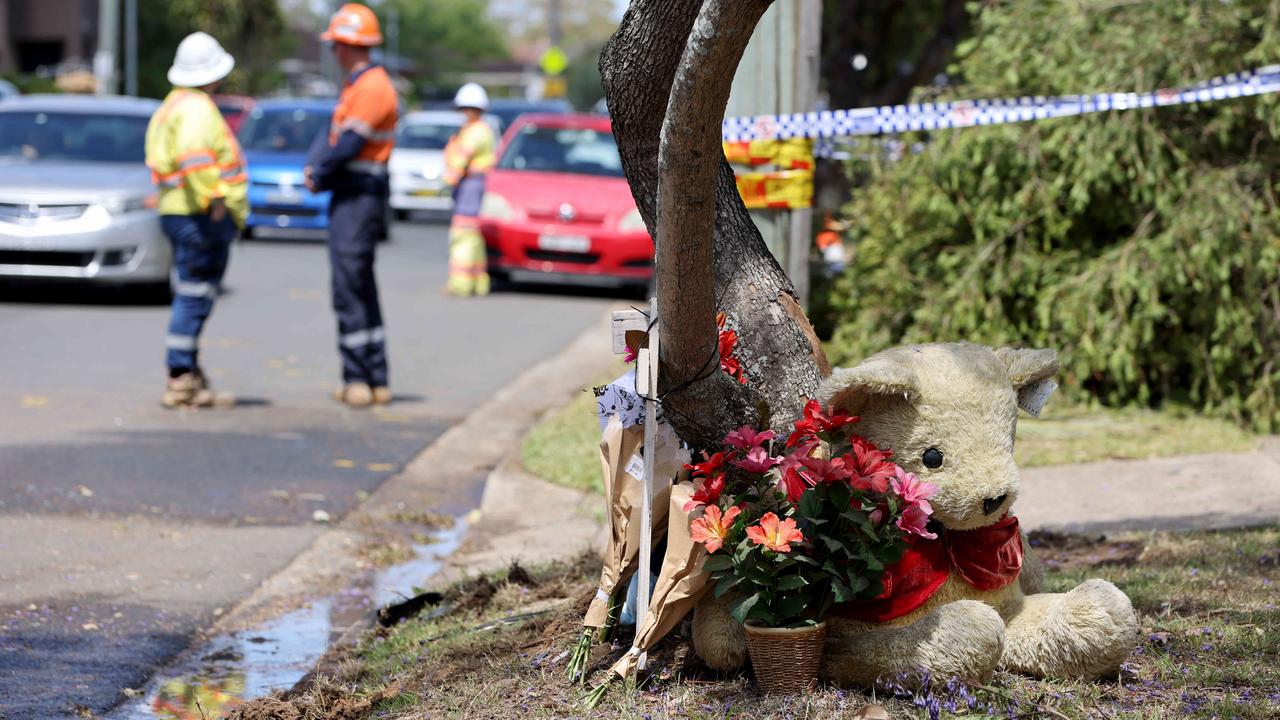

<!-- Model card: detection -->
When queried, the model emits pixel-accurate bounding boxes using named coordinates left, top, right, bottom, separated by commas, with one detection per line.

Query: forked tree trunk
left=601, top=0, right=830, bottom=449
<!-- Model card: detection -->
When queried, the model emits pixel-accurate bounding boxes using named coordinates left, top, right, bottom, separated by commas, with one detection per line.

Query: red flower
left=682, top=473, right=726, bottom=512
left=716, top=312, right=748, bottom=385
left=685, top=450, right=732, bottom=479
left=787, top=400, right=859, bottom=446
left=845, top=436, right=896, bottom=493
left=779, top=466, right=812, bottom=504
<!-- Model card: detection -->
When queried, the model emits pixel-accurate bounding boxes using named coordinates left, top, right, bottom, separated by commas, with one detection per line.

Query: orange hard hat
left=320, top=3, right=383, bottom=46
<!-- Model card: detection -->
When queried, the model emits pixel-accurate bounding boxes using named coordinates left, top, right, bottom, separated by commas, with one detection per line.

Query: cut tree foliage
left=600, top=0, right=830, bottom=450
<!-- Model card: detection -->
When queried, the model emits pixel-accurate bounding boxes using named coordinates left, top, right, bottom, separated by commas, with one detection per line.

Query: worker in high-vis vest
left=144, top=32, right=247, bottom=409
left=443, top=82, right=496, bottom=297
left=305, top=3, right=399, bottom=408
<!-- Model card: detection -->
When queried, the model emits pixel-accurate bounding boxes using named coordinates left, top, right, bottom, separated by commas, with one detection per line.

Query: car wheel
left=394, top=209, right=410, bottom=222
left=240, top=225, right=255, bottom=241
left=489, top=269, right=512, bottom=292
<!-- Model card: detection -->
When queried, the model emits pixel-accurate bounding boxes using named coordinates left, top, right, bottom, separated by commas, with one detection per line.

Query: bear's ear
left=818, top=352, right=920, bottom=414
left=995, top=347, right=1058, bottom=389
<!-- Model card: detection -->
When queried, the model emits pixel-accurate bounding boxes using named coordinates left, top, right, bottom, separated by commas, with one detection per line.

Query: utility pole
left=95, top=0, right=120, bottom=95
left=724, top=0, right=822, bottom=308
left=548, top=0, right=563, bottom=47
left=125, top=0, right=138, bottom=96
left=387, top=4, right=400, bottom=79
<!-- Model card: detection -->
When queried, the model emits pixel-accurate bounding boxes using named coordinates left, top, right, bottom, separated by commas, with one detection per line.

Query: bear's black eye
left=922, top=447, right=944, bottom=469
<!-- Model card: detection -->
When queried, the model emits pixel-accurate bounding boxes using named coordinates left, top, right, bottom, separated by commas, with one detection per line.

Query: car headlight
left=618, top=207, right=648, bottom=233
left=101, top=195, right=151, bottom=215
left=479, top=192, right=513, bottom=221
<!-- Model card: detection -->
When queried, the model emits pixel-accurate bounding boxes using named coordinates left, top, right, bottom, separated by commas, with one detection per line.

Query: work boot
left=372, top=386, right=392, bottom=405
left=163, top=371, right=235, bottom=409
left=335, top=382, right=374, bottom=408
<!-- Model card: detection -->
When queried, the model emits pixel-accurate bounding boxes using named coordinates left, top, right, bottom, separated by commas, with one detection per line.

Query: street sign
left=539, top=46, right=569, bottom=76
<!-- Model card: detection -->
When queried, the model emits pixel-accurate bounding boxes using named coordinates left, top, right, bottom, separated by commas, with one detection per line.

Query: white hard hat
left=454, top=82, right=489, bottom=111
left=167, top=32, right=235, bottom=88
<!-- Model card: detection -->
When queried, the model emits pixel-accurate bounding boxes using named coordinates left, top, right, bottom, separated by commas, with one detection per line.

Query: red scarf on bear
left=834, top=515, right=1024, bottom=622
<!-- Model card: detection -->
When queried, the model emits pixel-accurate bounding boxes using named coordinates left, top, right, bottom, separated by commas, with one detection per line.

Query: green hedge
left=822, top=0, right=1280, bottom=432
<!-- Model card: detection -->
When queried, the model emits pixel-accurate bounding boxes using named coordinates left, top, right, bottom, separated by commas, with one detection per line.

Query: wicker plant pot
left=743, top=621, right=827, bottom=693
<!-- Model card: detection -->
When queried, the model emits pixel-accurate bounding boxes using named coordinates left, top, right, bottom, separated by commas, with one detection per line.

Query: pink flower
left=732, top=445, right=782, bottom=474
left=623, top=346, right=639, bottom=363
left=746, top=512, right=804, bottom=553
left=868, top=506, right=886, bottom=527
left=724, top=425, right=777, bottom=450
left=890, top=466, right=938, bottom=515
left=897, top=503, right=936, bottom=540
left=690, top=505, right=741, bottom=553
left=799, top=456, right=852, bottom=484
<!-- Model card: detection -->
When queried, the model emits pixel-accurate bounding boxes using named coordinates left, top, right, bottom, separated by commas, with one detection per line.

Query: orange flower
left=746, top=512, right=804, bottom=553
left=690, top=505, right=741, bottom=554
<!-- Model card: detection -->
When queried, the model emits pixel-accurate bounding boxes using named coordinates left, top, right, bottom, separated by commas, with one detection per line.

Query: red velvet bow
left=834, top=515, right=1024, bottom=623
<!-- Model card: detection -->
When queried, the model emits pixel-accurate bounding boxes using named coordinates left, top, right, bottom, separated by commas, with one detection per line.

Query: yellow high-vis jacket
left=144, top=88, right=248, bottom=226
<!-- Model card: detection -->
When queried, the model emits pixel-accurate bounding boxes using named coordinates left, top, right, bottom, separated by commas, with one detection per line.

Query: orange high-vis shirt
left=329, top=65, right=398, bottom=165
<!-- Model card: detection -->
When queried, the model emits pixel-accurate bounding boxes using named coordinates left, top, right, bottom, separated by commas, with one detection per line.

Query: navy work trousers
left=161, top=213, right=235, bottom=373
left=328, top=190, right=389, bottom=387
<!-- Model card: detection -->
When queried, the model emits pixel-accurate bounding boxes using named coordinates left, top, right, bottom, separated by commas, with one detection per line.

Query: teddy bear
left=691, top=342, right=1138, bottom=686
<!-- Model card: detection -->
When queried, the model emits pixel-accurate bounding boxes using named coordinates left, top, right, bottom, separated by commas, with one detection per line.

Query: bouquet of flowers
left=688, top=400, right=939, bottom=628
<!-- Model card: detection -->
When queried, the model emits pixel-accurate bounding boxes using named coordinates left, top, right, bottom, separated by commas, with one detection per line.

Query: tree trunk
left=601, top=0, right=830, bottom=450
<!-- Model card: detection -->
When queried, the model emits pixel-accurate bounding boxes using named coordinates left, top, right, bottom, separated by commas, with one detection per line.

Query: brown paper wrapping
left=582, top=415, right=685, bottom=628
left=608, top=480, right=712, bottom=679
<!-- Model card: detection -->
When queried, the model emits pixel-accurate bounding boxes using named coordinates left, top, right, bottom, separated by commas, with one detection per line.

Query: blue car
left=239, top=98, right=335, bottom=238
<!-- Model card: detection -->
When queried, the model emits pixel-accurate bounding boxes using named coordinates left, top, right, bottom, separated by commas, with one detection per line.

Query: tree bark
left=601, top=0, right=830, bottom=449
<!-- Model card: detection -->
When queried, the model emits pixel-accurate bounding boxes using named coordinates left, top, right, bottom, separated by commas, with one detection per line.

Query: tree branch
left=656, top=0, right=774, bottom=389
left=601, top=0, right=829, bottom=448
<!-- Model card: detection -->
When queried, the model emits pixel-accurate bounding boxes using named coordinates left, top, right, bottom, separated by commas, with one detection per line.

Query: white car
left=389, top=110, right=501, bottom=220
left=0, top=95, right=171, bottom=290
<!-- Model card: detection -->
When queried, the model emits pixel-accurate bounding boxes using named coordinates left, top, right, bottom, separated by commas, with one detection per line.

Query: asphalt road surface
left=0, top=220, right=614, bottom=718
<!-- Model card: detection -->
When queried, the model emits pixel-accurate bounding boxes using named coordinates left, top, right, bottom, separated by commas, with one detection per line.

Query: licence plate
left=411, top=188, right=446, bottom=197
left=538, top=234, right=591, bottom=253
left=266, top=192, right=302, bottom=205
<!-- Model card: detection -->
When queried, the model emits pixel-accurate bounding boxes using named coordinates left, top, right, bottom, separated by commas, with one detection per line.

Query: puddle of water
left=109, top=519, right=469, bottom=719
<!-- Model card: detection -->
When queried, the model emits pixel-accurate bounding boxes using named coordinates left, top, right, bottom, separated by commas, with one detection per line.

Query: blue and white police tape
left=723, top=65, right=1280, bottom=143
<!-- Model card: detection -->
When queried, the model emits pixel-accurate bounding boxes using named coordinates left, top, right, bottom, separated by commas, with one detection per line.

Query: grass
left=236, top=526, right=1280, bottom=719
left=522, top=388, right=1260, bottom=495
left=521, top=360, right=629, bottom=494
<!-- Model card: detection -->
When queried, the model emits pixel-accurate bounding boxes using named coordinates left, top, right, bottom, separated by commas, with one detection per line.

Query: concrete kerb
left=132, top=305, right=621, bottom=699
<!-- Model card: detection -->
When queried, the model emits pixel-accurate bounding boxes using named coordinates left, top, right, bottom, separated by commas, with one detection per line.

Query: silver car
left=0, top=95, right=171, bottom=288
left=388, top=110, right=501, bottom=220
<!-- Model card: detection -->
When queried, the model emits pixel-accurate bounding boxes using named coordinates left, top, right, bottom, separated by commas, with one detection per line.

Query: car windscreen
left=396, top=121, right=460, bottom=150
left=0, top=110, right=149, bottom=163
left=496, top=125, right=624, bottom=177
left=238, top=107, right=331, bottom=153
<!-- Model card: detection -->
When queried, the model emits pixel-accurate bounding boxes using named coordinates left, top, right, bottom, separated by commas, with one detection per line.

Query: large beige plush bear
left=692, top=343, right=1138, bottom=686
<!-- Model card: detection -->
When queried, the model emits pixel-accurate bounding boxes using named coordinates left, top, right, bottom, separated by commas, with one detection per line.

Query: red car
left=479, top=113, right=653, bottom=291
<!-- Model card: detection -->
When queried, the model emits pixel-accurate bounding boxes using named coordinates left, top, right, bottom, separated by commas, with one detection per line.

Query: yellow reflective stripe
left=177, top=151, right=218, bottom=171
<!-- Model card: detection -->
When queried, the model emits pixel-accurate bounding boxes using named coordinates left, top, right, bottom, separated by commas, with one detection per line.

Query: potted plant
left=688, top=400, right=939, bottom=693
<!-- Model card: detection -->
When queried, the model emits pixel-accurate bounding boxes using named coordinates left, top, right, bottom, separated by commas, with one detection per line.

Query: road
left=0, top=220, right=614, bottom=719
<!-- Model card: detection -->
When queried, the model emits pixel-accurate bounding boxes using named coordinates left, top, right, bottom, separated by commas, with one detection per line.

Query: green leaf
left=831, top=580, right=853, bottom=603
left=714, top=573, right=742, bottom=599
left=775, top=575, right=808, bottom=591
left=702, top=555, right=734, bottom=573
left=798, top=489, right=822, bottom=518
left=730, top=593, right=761, bottom=625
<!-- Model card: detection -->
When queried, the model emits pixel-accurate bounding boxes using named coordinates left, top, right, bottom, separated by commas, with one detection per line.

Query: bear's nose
left=983, top=494, right=1008, bottom=516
